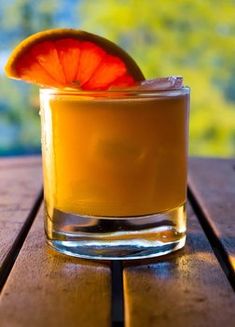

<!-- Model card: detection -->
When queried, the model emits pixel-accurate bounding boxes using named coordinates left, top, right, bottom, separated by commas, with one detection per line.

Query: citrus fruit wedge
left=5, top=28, right=144, bottom=90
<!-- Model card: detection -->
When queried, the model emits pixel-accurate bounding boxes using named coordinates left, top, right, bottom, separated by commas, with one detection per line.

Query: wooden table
left=0, top=156, right=234, bottom=327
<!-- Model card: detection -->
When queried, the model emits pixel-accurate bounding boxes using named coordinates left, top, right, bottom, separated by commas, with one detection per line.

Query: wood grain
left=0, top=156, right=42, bottom=269
left=0, top=206, right=111, bottom=327
left=123, top=204, right=235, bottom=327
left=189, top=157, right=235, bottom=272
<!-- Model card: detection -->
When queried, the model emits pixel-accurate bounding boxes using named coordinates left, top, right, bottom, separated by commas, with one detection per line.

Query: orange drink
left=40, top=87, right=189, bottom=259
left=5, top=28, right=190, bottom=259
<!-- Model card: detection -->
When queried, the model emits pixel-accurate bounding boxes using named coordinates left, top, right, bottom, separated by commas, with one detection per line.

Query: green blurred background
left=0, top=0, right=235, bottom=157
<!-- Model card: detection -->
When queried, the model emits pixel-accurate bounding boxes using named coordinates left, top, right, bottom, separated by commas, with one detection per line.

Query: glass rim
left=40, top=86, right=190, bottom=97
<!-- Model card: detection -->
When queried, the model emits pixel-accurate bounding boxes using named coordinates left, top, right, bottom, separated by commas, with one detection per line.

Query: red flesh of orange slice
left=5, top=29, right=144, bottom=90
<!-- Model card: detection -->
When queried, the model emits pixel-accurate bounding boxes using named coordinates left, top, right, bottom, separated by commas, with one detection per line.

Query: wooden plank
left=0, top=206, right=111, bottom=327
left=123, top=204, right=235, bottom=327
left=0, top=156, right=41, bottom=169
left=0, top=156, right=42, bottom=271
left=189, top=157, right=235, bottom=273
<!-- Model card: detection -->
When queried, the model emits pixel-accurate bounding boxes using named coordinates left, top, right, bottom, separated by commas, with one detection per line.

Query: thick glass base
left=45, top=204, right=186, bottom=260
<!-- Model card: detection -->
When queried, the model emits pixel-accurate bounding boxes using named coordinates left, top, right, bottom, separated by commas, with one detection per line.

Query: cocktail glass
left=40, top=86, right=190, bottom=259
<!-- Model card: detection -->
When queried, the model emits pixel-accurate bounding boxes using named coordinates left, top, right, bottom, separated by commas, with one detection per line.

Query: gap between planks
left=0, top=189, right=43, bottom=292
left=188, top=157, right=235, bottom=290
left=188, top=186, right=235, bottom=290
left=111, top=261, right=124, bottom=326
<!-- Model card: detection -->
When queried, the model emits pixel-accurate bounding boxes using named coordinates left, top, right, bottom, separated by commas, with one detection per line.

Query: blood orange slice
left=5, top=28, right=144, bottom=90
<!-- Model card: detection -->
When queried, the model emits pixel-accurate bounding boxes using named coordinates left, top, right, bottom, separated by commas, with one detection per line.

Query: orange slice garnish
left=5, top=28, right=144, bottom=90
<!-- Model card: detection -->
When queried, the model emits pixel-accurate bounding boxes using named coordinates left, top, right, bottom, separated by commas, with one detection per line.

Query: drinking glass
left=40, top=86, right=190, bottom=259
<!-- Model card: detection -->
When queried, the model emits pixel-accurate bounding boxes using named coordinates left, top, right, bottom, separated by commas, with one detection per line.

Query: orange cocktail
left=5, top=28, right=190, bottom=259
left=40, top=87, right=189, bottom=259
